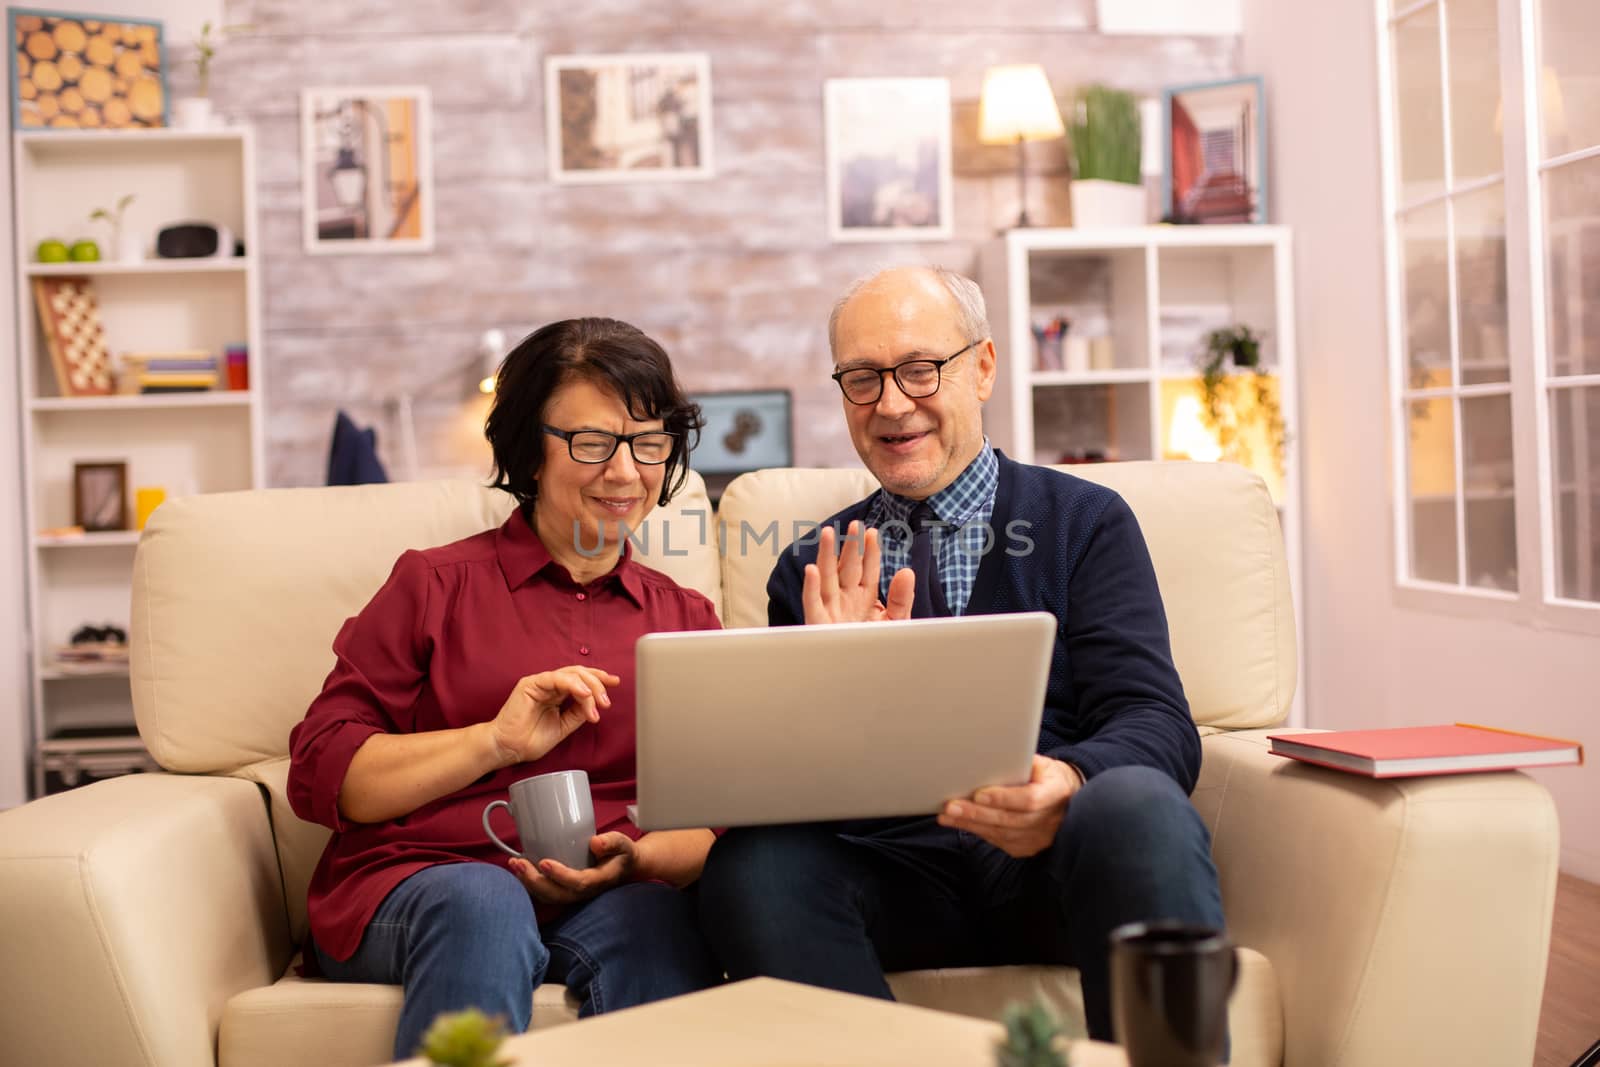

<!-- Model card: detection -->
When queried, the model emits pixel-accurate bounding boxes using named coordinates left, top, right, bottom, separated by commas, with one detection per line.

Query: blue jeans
left=696, top=765, right=1225, bottom=1045
left=312, top=862, right=719, bottom=1061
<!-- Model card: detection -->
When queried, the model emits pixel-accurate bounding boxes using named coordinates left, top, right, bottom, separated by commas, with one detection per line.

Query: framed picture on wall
left=73, top=460, right=127, bottom=532
left=7, top=8, right=168, bottom=130
left=301, top=86, right=434, bottom=254
left=1161, top=75, right=1267, bottom=225
left=688, top=389, right=794, bottom=475
left=546, top=53, right=714, bottom=183
left=824, top=77, right=953, bottom=243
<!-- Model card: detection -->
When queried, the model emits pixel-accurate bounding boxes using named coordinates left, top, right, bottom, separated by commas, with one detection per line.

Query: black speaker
left=155, top=222, right=237, bottom=259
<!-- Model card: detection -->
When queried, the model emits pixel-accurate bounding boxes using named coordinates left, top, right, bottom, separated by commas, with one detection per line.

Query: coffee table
left=394, top=977, right=1128, bottom=1066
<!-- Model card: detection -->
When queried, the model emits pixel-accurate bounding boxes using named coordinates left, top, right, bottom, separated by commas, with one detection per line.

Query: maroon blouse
left=287, top=506, right=720, bottom=961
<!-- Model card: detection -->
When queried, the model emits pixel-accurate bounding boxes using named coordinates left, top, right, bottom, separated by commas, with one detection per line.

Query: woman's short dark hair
left=484, top=318, right=703, bottom=509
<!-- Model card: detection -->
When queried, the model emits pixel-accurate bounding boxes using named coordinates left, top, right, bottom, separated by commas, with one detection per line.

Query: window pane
left=1401, top=202, right=1452, bottom=385
left=1461, top=394, right=1518, bottom=591
left=1551, top=386, right=1600, bottom=603
left=1543, top=156, right=1600, bottom=378
left=1408, top=396, right=1459, bottom=583
left=1538, top=0, right=1600, bottom=156
left=1445, top=0, right=1502, bottom=183
left=1455, top=181, right=1509, bottom=384
left=1393, top=5, right=1447, bottom=203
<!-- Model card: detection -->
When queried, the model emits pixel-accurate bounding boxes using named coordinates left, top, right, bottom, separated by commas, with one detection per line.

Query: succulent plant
left=996, top=1000, right=1071, bottom=1067
left=418, top=1008, right=511, bottom=1067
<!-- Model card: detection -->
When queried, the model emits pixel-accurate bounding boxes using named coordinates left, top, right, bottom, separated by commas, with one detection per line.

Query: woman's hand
left=508, top=832, right=636, bottom=905
left=486, top=666, right=621, bottom=767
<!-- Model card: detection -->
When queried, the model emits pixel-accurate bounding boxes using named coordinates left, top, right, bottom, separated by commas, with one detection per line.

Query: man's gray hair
left=827, top=266, right=991, bottom=358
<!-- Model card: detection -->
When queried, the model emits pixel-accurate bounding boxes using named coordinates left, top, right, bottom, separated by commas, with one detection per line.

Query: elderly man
left=695, top=265, right=1225, bottom=1043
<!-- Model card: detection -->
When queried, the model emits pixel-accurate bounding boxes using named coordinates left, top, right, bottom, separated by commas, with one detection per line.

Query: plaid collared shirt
left=866, top=440, right=999, bottom=616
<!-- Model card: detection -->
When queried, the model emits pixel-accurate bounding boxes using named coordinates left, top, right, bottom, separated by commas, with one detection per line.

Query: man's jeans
left=697, top=765, right=1225, bottom=1043
left=312, top=862, right=719, bottom=1061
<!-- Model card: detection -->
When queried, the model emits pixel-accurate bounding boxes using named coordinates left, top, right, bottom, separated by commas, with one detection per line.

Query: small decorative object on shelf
left=134, top=486, right=166, bottom=530
left=1196, top=324, right=1286, bottom=477
left=1068, top=84, right=1144, bottom=229
left=73, top=460, right=128, bottom=531
left=90, top=193, right=139, bottom=261
left=995, top=1000, right=1072, bottom=1067
left=33, top=276, right=112, bottom=396
left=225, top=344, right=249, bottom=390
left=1032, top=316, right=1070, bottom=371
left=419, top=1008, right=511, bottom=1067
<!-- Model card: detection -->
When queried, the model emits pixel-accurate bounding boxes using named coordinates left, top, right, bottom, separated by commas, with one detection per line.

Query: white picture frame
left=545, top=52, right=714, bottom=183
left=824, top=77, right=953, bottom=243
left=301, top=85, right=434, bottom=254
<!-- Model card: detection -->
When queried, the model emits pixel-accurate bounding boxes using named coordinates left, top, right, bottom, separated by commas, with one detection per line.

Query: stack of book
left=121, top=351, right=218, bottom=393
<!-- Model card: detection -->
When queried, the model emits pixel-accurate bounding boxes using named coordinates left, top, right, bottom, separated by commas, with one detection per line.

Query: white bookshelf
left=978, top=225, right=1304, bottom=725
left=11, top=127, right=265, bottom=796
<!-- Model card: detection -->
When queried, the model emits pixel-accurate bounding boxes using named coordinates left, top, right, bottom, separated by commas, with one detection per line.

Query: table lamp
left=979, top=64, right=1067, bottom=228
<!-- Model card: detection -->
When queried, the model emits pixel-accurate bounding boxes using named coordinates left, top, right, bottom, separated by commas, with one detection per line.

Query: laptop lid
left=632, top=613, right=1056, bottom=830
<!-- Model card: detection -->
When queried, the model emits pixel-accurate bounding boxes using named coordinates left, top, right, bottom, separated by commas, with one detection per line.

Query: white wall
left=1242, top=0, right=1600, bottom=880
left=0, top=0, right=221, bottom=808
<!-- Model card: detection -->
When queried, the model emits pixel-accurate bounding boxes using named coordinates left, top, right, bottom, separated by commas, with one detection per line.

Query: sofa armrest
left=1195, top=730, right=1559, bottom=1067
left=0, top=772, right=292, bottom=1067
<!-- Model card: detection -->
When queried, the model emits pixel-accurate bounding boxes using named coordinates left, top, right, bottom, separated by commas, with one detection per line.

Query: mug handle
left=482, top=800, right=524, bottom=859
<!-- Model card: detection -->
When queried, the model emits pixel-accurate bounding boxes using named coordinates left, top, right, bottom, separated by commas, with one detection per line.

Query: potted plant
left=995, top=1000, right=1072, bottom=1067
left=418, top=1008, right=511, bottom=1067
left=1195, top=324, right=1286, bottom=477
left=175, top=21, right=244, bottom=129
left=1067, top=85, right=1144, bottom=229
left=90, top=194, right=139, bottom=262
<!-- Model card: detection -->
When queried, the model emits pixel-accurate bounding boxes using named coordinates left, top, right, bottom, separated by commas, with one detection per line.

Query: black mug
left=1110, top=921, right=1239, bottom=1067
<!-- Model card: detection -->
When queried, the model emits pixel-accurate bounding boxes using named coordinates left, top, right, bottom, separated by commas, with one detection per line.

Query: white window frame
left=1376, top=0, right=1600, bottom=634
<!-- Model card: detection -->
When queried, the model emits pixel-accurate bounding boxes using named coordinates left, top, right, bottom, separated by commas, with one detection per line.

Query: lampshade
left=478, top=328, right=506, bottom=395
left=979, top=65, right=1066, bottom=144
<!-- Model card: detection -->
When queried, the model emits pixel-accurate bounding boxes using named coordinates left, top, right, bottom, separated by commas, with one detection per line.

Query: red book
left=1267, top=723, right=1584, bottom=778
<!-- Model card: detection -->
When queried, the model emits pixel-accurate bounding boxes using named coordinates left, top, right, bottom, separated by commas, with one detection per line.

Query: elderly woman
left=287, top=318, right=721, bottom=1059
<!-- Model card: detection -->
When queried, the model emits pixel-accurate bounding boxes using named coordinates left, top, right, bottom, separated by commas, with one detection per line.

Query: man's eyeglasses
left=542, top=425, right=679, bottom=465
left=830, top=340, right=980, bottom=406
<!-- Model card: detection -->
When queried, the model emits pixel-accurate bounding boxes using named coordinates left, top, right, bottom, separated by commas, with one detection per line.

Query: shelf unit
left=978, top=225, right=1303, bottom=724
left=10, top=128, right=265, bottom=796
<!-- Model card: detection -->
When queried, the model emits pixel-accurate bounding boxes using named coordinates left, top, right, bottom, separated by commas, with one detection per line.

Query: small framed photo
left=301, top=86, right=434, bottom=254
left=825, top=77, right=953, bottom=243
left=689, top=389, right=793, bottom=475
left=1162, top=75, right=1267, bottom=225
left=73, top=460, right=127, bottom=532
left=8, top=8, right=168, bottom=130
left=546, top=53, right=713, bottom=183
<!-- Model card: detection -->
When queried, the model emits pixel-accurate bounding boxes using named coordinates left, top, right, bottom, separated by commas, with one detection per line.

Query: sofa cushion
left=132, top=473, right=718, bottom=774
left=219, top=950, right=1280, bottom=1067
left=716, top=461, right=1294, bottom=729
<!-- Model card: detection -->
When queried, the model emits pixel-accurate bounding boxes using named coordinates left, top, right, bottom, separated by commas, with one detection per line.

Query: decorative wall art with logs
left=8, top=9, right=167, bottom=130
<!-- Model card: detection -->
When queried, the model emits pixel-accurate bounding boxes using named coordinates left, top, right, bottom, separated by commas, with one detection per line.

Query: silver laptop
left=630, top=613, right=1056, bottom=830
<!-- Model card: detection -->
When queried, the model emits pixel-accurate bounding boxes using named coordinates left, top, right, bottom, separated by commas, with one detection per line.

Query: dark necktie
left=907, top=502, right=951, bottom=618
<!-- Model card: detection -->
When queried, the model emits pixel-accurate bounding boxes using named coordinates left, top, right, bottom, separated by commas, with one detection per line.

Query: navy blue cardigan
left=766, top=452, right=1200, bottom=794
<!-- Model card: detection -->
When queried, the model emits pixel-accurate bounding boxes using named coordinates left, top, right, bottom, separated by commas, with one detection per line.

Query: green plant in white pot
left=1067, top=85, right=1145, bottom=228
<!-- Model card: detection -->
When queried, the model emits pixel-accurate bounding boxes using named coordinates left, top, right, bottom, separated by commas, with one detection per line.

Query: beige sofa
left=0, top=462, right=1559, bottom=1067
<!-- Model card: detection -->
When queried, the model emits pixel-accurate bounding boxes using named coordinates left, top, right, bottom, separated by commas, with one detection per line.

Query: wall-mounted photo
left=546, top=53, right=713, bottom=183
left=8, top=8, right=167, bottom=130
left=1162, top=75, right=1267, bottom=225
left=301, top=86, right=433, bottom=254
left=689, top=389, right=794, bottom=476
left=824, top=77, right=953, bottom=243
